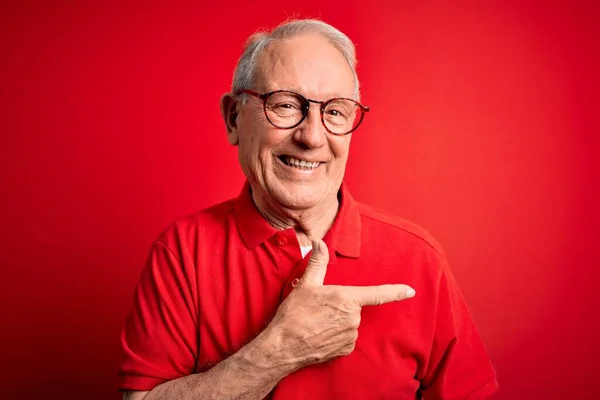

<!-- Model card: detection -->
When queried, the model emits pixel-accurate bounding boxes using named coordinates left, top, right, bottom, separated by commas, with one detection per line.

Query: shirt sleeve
left=420, top=257, right=499, bottom=400
left=118, top=240, right=199, bottom=391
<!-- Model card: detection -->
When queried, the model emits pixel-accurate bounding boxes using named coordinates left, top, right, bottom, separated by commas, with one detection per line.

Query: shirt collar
left=233, top=181, right=361, bottom=258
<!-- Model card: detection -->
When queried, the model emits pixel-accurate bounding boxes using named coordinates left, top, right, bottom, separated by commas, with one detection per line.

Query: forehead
left=256, top=33, right=355, bottom=99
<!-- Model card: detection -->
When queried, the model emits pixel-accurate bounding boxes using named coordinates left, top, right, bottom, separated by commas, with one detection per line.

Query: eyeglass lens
left=264, top=91, right=362, bottom=135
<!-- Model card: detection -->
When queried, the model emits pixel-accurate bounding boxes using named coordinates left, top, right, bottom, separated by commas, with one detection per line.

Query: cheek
left=238, top=128, right=283, bottom=170
left=330, top=137, right=352, bottom=165
left=240, top=136, right=263, bottom=175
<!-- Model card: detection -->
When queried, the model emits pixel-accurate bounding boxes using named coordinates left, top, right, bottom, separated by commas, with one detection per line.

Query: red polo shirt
left=119, top=182, right=498, bottom=399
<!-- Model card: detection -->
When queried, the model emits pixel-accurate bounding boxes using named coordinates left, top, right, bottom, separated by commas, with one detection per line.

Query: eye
left=326, top=108, right=346, bottom=117
left=274, top=102, right=298, bottom=109
left=267, top=99, right=303, bottom=111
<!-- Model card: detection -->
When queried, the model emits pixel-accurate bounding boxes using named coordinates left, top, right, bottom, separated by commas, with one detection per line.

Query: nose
left=292, top=103, right=327, bottom=148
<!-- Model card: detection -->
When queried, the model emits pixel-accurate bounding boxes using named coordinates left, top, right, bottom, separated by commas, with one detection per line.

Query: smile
left=278, top=156, right=322, bottom=170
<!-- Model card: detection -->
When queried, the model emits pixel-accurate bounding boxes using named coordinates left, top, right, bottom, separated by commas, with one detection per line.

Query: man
left=119, top=19, right=498, bottom=399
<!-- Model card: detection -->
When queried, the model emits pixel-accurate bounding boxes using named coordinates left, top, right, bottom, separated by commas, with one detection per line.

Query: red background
left=1, top=1, right=598, bottom=399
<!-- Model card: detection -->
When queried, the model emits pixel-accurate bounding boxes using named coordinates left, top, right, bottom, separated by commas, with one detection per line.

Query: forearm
left=140, top=329, right=296, bottom=400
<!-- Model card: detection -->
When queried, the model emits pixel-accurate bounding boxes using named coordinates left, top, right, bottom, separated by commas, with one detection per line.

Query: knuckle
left=341, top=342, right=356, bottom=355
left=307, top=352, right=325, bottom=365
left=350, top=314, right=361, bottom=329
left=329, top=288, right=347, bottom=303
left=323, top=289, right=347, bottom=308
left=372, top=288, right=383, bottom=306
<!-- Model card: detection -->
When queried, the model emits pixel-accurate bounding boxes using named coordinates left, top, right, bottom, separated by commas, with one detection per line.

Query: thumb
left=298, top=240, right=329, bottom=286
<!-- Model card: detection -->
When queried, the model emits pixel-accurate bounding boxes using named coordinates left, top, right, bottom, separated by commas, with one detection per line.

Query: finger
left=298, top=240, right=329, bottom=286
left=346, top=284, right=416, bottom=306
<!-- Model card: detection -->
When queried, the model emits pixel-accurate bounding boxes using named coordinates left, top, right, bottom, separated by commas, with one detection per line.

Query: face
left=223, top=33, right=356, bottom=212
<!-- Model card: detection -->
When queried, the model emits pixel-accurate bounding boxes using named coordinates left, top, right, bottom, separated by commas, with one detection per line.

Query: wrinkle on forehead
left=255, top=33, right=355, bottom=100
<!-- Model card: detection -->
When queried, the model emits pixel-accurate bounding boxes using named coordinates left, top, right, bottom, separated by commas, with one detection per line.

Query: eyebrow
left=265, top=87, right=352, bottom=100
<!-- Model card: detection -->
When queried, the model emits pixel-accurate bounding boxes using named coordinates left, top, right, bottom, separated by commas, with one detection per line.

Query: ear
left=220, top=93, right=239, bottom=146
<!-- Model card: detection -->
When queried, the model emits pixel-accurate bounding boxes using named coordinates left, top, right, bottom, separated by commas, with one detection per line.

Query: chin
left=273, top=181, right=325, bottom=210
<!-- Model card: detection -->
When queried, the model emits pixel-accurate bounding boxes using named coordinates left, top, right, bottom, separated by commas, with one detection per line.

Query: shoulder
left=357, top=201, right=446, bottom=258
left=154, top=198, right=237, bottom=249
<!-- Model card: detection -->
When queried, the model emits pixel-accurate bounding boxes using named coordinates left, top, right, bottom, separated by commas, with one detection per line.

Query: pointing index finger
left=346, top=284, right=416, bottom=306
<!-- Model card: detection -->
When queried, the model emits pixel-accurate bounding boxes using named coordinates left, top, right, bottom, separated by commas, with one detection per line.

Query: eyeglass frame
left=235, top=89, right=370, bottom=136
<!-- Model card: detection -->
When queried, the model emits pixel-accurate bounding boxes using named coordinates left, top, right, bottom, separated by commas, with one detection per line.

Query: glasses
left=237, top=89, right=370, bottom=135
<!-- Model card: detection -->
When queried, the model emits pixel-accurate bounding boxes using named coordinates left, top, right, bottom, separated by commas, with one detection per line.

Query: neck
left=252, top=189, right=340, bottom=247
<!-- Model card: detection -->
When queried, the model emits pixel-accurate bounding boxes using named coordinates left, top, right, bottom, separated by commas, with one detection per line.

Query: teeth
left=285, top=156, right=320, bottom=170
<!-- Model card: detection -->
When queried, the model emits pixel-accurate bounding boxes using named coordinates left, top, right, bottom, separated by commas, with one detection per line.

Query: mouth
left=277, top=155, right=323, bottom=171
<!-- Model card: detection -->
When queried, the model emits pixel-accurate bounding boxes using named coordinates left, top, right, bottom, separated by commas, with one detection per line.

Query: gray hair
left=232, top=19, right=360, bottom=101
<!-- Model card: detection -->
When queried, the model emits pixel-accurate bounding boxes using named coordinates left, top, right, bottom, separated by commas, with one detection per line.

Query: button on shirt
left=118, top=182, right=498, bottom=399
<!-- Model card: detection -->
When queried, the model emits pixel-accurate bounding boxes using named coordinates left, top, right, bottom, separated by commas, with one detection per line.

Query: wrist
left=203, top=332, right=289, bottom=400
left=243, top=325, right=299, bottom=380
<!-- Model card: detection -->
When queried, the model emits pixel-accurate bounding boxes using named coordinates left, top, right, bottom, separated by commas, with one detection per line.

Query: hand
left=264, top=240, right=416, bottom=370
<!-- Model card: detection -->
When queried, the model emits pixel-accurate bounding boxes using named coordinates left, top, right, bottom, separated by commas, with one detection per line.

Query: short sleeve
left=420, top=258, right=499, bottom=399
left=118, top=240, right=199, bottom=391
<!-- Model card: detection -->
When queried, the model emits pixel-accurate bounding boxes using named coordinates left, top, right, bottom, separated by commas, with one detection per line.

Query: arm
left=121, top=240, right=414, bottom=399
left=123, top=327, right=295, bottom=400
